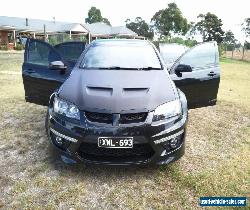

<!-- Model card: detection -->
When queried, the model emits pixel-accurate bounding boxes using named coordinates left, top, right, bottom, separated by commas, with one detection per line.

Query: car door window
left=179, top=42, right=217, bottom=70
left=28, top=41, right=61, bottom=66
left=160, top=43, right=189, bottom=64
left=54, top=42, right=85, bottom=62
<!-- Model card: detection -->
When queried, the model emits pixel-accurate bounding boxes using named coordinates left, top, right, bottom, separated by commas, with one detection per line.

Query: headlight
left=53, top=97, right=80, bottom=120
left=153, top=100, right=182, bottom=122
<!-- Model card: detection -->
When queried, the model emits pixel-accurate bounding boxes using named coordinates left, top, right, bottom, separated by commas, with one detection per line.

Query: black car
left=22, top=39, right=220, bottom=165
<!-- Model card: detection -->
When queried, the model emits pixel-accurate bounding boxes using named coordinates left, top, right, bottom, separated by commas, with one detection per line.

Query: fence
left=223, top=49, right=250, bottom=62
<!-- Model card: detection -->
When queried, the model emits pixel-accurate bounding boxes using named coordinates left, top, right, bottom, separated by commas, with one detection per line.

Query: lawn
left=0, top=52, right=249, bottom=209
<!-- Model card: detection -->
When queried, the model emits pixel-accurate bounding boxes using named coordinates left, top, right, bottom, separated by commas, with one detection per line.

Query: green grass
left=220, top=57, right=250, bottom=64
left=0, top=51, right=23, bottom=73
left=219, top=58, right=250, bottom=111
left=0, top=52, right=249, bottom=209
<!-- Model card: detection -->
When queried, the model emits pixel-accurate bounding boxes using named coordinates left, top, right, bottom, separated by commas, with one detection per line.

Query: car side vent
left=123, top=88, right=149, bottom=96
left=86, top=86, right=113, bottom=97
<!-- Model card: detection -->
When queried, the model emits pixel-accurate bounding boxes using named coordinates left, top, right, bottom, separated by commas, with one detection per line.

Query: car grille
left=85, top=112, right=113, bottom=124
left=120, top=112, right=147, bottom=124
left=78, top=142, right=154, bottom=162
left=85, top=112, right=148, bottom=124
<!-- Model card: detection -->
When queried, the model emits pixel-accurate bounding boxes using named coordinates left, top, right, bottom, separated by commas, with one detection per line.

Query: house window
left=8, top=32, right=14, bottom=43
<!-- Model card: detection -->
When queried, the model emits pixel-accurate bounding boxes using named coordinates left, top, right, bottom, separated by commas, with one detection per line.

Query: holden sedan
left=22, top=39, right=220, bottom=165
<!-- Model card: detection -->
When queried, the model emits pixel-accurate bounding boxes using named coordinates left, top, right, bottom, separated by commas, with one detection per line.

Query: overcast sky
left=1, top=0, right=249, bottom=43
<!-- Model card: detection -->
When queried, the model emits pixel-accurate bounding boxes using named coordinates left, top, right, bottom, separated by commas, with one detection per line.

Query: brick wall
left=0, top=31, right=9, bottom=44
left=0, top=31, right=14, bottom=50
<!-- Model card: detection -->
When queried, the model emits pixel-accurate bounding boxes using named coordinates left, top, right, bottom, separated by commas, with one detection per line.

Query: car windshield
left=80, top=41, right=162, bottom=70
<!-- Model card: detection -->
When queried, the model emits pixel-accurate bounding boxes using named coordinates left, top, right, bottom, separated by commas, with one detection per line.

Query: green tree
left=224, top=30, right=236, bottom=44
left=244, top=41, right=250, bottom=49
left=242, top=18, right=250, bottom=37
left=125, top=17, right=154, bottom=39
left=194, top=12, right=224, bottom=43
left=222, top=30, right=237, bottom=51
left=169, top=37, right=197, bottom=47
left=102, top=18, right=111, bottom=26
left=85, top=7, right=111, bottom=25
left=151, top=3, right=189, bottom=37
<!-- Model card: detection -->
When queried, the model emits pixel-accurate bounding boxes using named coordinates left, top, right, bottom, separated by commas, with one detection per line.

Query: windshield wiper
left=96, top=66, right=139, bottom=70
left=138, top=67, right=162, bottom=70
left=97, top=66, right=122, bottom=70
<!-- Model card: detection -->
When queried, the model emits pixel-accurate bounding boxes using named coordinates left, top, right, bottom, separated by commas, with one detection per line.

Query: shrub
left=15, top=44, right=24, bottom=51
left=0, top=44, right=8, bottom=51
left=48, top=36, right=58, bottom=46
left=218, top=44, right=225, bottom=57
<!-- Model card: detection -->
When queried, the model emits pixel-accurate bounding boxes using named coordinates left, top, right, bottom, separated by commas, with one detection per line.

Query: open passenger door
left=169, top=42, right=220, bottom=109
left=22, top=39, right=85, bottom=106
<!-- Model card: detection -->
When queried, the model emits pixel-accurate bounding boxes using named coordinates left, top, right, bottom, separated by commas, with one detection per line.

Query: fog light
left=169, top=137, right=179, bottom=149
left=55, top=136, right=63, bottom=145
left=61, top=155, right=77, bottom=164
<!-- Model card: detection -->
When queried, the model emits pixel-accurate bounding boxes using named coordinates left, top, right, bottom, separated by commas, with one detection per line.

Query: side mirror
left=49, top=61, right=67, bottom=71
left=175, top=64, right=192, bottom=75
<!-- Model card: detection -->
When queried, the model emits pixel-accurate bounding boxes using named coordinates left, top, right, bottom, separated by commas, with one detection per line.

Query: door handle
left=208, top=72, right=216, bottom=76
left=27, top=69, right=35, bottom=74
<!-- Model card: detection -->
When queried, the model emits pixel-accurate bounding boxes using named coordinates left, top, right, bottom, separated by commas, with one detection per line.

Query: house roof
left=111, top=26, right=137, bottom=36
left=83, top=22, right=111, bottom=35
left=0, top=16, right=67, bottom=33
left=59, top=23, right=88, bottom=33
left=0, top=16, right=138, bottom=37
left=0, top=16, right=87, bottom=33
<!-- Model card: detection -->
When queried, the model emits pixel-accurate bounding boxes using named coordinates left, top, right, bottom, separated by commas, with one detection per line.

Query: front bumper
left=46, top=107, right=188, bottom=166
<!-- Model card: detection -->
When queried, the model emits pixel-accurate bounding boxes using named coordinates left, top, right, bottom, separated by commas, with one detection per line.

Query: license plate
left=98, top=137, right=133, bottom=148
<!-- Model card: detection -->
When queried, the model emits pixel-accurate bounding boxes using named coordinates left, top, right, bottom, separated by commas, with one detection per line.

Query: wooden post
left=242, top=46, right=245, bottom=60
left=232, top=43, right=235, bottom=59
left=43, top=24, right=46, bottom=41
left=13, top=30, right=16, bottom=47
left=88, top=33, right=91, bottom=44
